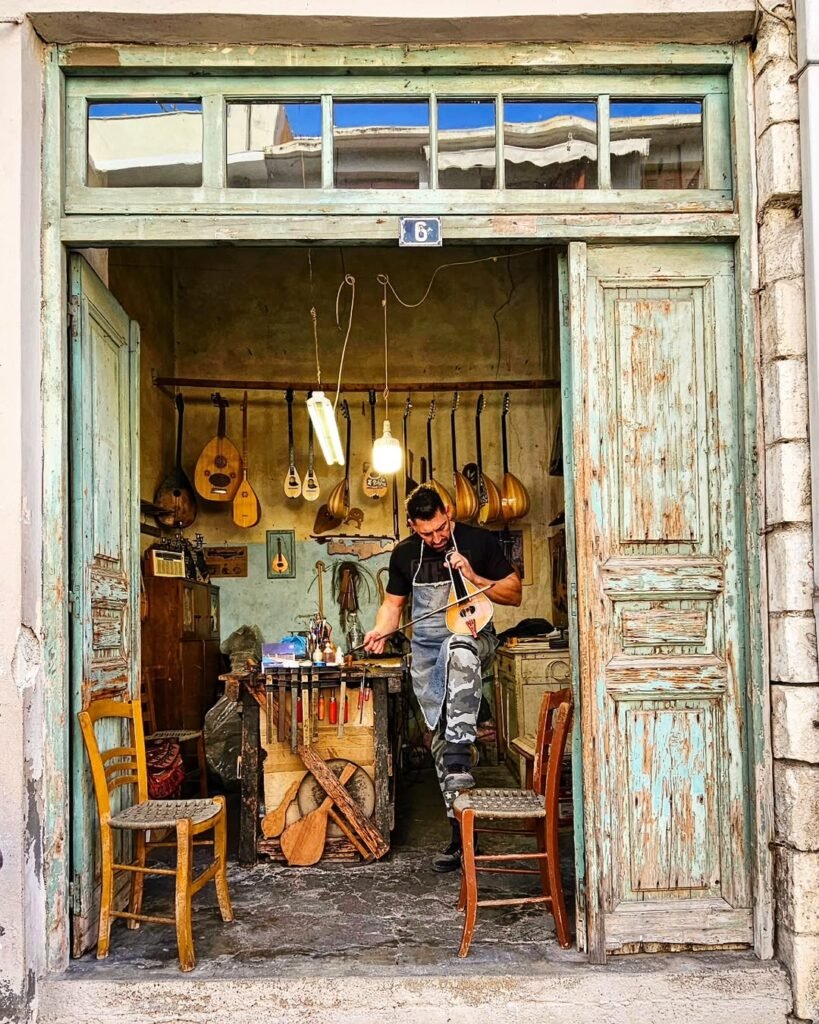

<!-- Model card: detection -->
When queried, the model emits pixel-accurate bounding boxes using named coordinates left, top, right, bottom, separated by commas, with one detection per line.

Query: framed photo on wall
left=491, top=524, right=533, bottom=586
left=266, top=530, right=296, bottom=579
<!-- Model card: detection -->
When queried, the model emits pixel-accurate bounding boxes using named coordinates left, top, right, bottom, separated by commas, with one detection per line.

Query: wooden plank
left=58, top=42, right=737, bottom=72
left=372, top=677, right=390, bottom=843
left=605, top=899, right=753, bottom=949
left=59, top=212, right=742, bottom=246
left=263, top=727, right=375, bottom=772
left=239, top=685, right=260, bottom=865
left=602, top=556, right=723, bottom=598
left=621, top=608, right=708, bottom=646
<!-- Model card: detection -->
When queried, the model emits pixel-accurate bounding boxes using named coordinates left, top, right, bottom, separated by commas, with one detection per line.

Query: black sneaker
left=443, top=769, right=475, bottom=793
left=431, top=839, right=462, bottom=873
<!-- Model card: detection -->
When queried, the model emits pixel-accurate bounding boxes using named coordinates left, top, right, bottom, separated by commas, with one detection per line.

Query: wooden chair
left=453, top=688, right=574, bottom=958
left=142, top=666, right=209, bottom=797
left=77, top=697, right=233, bottom=972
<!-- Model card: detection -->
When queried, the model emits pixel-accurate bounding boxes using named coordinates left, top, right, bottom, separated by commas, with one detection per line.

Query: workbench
left=225, top=660, right=405, bottom=866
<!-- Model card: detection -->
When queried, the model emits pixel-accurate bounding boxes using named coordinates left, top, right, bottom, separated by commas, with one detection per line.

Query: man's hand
left=446, top=550, right=479, bottom=587
left=362, top=629, right=387, bottom=655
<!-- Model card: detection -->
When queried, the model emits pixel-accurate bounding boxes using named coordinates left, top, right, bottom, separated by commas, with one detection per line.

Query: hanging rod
left=152, top=374, right=559, bottom=394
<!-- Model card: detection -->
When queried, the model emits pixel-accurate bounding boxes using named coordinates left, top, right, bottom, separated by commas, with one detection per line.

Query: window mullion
left=322, top=95, right=333, bottom=189
left=429, top=93, right=439, bottom=190
left=202, top=94, right=226, bottom=190
left=597, top=94, right=611, bottom=190
left=495, top=93, right=505, bottom=190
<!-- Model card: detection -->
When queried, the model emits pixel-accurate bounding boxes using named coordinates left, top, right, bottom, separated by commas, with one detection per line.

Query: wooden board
left=204, top=545, right=248, bottom=577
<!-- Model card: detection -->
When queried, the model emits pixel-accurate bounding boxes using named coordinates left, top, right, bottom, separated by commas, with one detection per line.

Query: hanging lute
left=500, top=391, right=530, bottom=521
left=283, top=388, right=302, bottom=499
left=233, top=390, right=261, bottom=528
left=450, top=391, right=478, bottom=522
left=426, top=398, right=453, bottom=509
left=302, top=394, right=320, bottom=502
left=194, top=392, right=242, bottom=502
left=154, top=393, right=197, bottom=528
left=475, top=393, right=502, bottom=525
left=362, top=389, right=388, bottom=500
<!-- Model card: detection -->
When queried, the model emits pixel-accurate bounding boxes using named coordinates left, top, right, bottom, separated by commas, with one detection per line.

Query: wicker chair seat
left=110, top=798, right=221, bottom=831
left=147, top=729, right=202, bottom=742
left=453, top=787, right=546, bottom=820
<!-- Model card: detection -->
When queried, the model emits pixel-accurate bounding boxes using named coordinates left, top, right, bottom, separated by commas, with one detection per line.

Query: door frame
left=39, top=44, right=771, bottom=970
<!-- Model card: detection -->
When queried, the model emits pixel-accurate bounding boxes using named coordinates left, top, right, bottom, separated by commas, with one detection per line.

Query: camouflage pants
left=430, top=629, right=497, bottom=817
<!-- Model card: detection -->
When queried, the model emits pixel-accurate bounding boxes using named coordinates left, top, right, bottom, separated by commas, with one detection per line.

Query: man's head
left=406, top=484, right=452, bottom=550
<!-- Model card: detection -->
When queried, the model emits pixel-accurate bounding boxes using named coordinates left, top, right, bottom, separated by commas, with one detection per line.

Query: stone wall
left=753, top=4, right=819, bottom=1020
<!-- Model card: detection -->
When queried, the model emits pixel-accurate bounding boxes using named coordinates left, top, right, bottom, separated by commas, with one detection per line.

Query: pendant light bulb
left=306, top=391, right=345, bottom=466
left=372, top=419, right=403, bottom=475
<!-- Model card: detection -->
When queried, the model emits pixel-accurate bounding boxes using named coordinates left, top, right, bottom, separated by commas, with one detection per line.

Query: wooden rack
left=153, top=373, right=558, bottom=396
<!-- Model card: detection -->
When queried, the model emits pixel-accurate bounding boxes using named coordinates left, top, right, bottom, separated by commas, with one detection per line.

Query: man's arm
left=363, top=593, right=407, bottom=654
left=447, top=551, right=522, bottom=607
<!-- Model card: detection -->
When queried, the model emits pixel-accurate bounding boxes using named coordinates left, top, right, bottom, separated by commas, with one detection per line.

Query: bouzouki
left=233, top=391, right=261, bottom=528
left=426, top=398, right=453, bottom=509
left=283, top=388, right=303, bottom=499
left=402, top=396, right=418, bottom=498
left=445, top=553, right=494, bottom=639
left=475, top=394, right=502, bottom=525
left=271, top=537, right=289, bottom=575
left=450, top=392, right=478, bottom=523
left=362, top=390, right=388, bottom=500
left=154, top=394, right=197, bottom=528
left=326, top=400, right=351, bottom=520
left=194, top=393, right=242, bottom=502
left=302, top=392, right=320, bottom=502
left=500, top=391, right=530, bottom=521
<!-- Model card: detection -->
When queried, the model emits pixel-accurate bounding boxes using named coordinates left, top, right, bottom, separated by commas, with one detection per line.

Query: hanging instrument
left=283, top=388, right=303, bottom=499
left=154, top=393, right=197, bottom=528
left=500, top=392, right=531, bottom=520
left=475, top=393, right=502, bottom=525
left=302, top=390, right=321, bottom=502
left=450, top=392, right=478, bottom=523
left=362, top=389, right=388, bottom=500
left=233, top=391, right=261, bottom=528
left=426, top=398, right=453, bottom=509
left=402, top=395, right=418, bottom=498
left=194, top=392, right=242, bottom=502
left=326, top=400, right=352, bottom=520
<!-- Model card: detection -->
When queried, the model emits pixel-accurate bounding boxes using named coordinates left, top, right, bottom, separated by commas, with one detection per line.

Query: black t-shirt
left=386, top=522, right=515, bottom=597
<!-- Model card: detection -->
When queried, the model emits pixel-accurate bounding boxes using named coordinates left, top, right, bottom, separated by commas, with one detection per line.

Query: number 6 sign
left=399, top=217, right=443, bottom=247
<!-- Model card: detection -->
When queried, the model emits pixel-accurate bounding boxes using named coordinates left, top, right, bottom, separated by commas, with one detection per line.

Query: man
left=363, top=483, right=522, bottom=871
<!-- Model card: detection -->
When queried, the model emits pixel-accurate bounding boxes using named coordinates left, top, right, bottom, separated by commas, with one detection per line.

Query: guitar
left=302, top=395, right=320, bottom=502
left=426, top=398, right=453, bottom=509
left=194, top=393, right=242, bottom=502
left=450, top=392, right=478, bottom=523
left=326, top=400, right=351, bottom=520
left=233, top=390, right=261, bottom=528
left=475, top=394, right=502, bottom=525
left=402, top=396, right=418, bottom=498
left=271, top=537, right=289, bottom=574
left=362, top=389, right=388, bottom=500
left=500, top=392, right=530, bottom=521
left=154, top=393, right=197, bottom=528
left=283, top=388, right=302, bottom=499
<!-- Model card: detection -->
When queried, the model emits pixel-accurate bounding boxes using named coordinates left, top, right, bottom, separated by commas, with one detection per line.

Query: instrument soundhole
left=215, top=455, right=228, bottom=469
left=209, top=473, right=231, bottom=488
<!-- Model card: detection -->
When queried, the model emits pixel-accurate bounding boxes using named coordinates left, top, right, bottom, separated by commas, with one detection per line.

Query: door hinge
left=69, top=876, right=83, bottom=916
left=68, top=298, right=80, bottom=340
left=67, top=590, right=76, bottom=616
left=569, top=581, right=578, bottom=620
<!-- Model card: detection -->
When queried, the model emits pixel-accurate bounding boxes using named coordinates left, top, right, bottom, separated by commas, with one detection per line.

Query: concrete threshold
left=37, top=953, right=791, bottom=1024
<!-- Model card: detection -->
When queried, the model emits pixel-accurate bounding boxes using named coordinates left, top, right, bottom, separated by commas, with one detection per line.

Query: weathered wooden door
left=69, top=255, right=140, bottom=955
left=568, top=242, right=752, bottom=962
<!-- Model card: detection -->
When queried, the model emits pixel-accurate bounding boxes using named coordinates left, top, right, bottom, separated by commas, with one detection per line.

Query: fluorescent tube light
left=306, top=391, right=345, bottom=466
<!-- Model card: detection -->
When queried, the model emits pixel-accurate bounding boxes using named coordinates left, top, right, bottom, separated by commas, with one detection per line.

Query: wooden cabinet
left=142, top=578, right=222, bottom=731
left=495, top=645, right=571, bottom=783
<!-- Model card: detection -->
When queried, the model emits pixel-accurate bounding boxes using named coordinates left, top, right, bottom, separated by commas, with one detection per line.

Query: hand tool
left=338, top=668, right=347, bottom=739
left=290, top=670, right=298, bottom=754
left=280, top=761, right=358, bottom=866
left=261, top=777, right=302, bottom=839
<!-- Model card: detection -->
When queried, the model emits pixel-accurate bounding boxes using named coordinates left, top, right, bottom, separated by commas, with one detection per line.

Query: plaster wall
left=112, top=245, right=563, bottom=649
left=753, top=3, right=819, bottom=1021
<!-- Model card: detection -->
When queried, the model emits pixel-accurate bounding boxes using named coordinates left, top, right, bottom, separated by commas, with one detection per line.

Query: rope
left=332, top=274, right=356, bottom=411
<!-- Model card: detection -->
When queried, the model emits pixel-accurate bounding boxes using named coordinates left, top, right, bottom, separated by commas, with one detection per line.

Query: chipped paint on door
left=69, top=255, right=140, bottom=956
left=570, top=243, right=752, bottom=960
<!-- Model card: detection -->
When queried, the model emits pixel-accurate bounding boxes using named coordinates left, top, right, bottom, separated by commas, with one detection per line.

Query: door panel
left=570, top=243, right=751, bottom=959
left=69, top=255, right=140, bottom=955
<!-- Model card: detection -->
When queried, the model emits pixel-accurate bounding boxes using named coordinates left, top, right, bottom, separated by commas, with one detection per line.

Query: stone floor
left=66, top=763, right=578, bottom=977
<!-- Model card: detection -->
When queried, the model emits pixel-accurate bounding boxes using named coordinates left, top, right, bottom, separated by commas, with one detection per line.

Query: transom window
left=65, top=72, right=730, bottom=216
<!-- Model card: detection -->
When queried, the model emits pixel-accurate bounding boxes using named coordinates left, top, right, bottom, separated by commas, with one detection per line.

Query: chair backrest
left=140, top=666, right=163, bottom=735
left=532, top=687, right=573, bottom=797
left=77, top=698, right=149, bottom=821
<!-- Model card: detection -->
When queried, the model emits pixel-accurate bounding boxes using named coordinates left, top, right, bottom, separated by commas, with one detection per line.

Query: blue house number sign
left=399, top=217, right=443, bottom=247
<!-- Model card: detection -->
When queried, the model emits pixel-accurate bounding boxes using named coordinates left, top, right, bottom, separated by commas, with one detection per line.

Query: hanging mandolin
left=283, top=388, right=303, bottom=499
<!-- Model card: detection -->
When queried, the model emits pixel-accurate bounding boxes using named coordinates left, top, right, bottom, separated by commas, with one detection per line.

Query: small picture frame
left=492, top=524, right=533, bottom=586
left=266, top=530, right=296, bottom=579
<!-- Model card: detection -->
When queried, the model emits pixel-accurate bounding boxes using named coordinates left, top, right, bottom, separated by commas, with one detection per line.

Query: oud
left=194, top=393, right=242, bottom=502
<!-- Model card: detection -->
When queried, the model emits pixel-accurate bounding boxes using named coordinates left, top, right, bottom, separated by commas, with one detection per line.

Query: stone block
left=759, top=276, right=808, bottom=361
left=769, top=613, right=819, bottom=682
left=772, top=685, right=819, bottom=761
left=760, top=207, right=805, bottom=285
left=777, top=925, right=819, bottom=1020
left=765, top=439, right=813, bottom=526
left=775, top=763, right=819, bottom=852
left=757, top=122, right=802, bottom=210
left=766, top=525, right=814, bottom=613
left=753, top=10, right=797, bottom=71
left=754, top=59, right=800, bottom=137
left=763, top=357, right=809, bottom=443
left=776, top=847, right=819, bottom=932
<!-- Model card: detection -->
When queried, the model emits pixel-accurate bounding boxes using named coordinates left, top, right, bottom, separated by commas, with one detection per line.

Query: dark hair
left=405, top=483, right=446, bottom=522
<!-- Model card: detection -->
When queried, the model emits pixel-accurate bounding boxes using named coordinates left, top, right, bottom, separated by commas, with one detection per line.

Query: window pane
left=87, top=101, right=202, bottom=187
left=503, top=101, right=597, bottom=190
left=227, top=101, right=321, bottom=189
left=333, top=101, right=430, bottom=189
left=610, top=101, right=704, bottom=189
left=437, top=100, right=496, bottom=189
